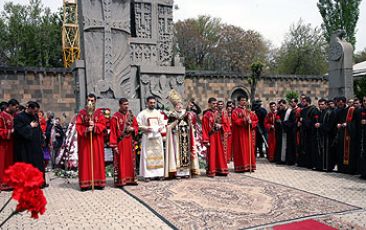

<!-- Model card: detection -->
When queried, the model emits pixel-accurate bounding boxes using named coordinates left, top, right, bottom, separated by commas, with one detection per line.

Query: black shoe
left=41, top=183, right=49, bottom=189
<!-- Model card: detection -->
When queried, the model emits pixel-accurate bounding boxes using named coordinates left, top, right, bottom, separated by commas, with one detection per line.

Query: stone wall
left=0, top=67, right=329, bottom=120
left=0, top=67, right=76, bottom=122
left=185, top=71, right=328, bottom=109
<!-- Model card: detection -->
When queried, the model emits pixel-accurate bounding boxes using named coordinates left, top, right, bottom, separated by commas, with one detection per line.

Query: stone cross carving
left=135, top=2, right=152, bottom=38
left=75, top=0, right=185, bottom=113
left=83, top=0, right=129, bottom=87
left=158, top=5, right=173, bottom=34
left=79, top=0, right=133, bottom=99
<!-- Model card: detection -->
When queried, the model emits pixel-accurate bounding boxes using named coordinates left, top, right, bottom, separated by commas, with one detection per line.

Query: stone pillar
left=72, top=60, right=86, bottom=112
left=328, top=29, right=354, bottom=99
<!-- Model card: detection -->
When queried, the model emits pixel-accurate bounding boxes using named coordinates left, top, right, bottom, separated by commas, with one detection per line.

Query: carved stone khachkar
left=328, top=29, right=354, bottom=99
left=73, top=0, right=185, bottom=113
left=131, top=0, right=185, bottom=110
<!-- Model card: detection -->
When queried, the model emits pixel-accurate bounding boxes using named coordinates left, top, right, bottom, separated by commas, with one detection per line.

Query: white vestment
left=281, top=108, right=292, bottom=162
left=137, top=109, right=165, bottom=178
left=165, top=109, right=191, bottom=177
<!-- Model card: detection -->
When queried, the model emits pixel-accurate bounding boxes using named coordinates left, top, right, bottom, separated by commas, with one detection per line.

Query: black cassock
left=354, top=107, right=366, bottom=179
left=335, top=106, right=358, bottom=174
left=298, top=105, right=319, bottom=169
left=13, top=111, right=45, bottom=173
left=274, top=108, right=296, bottom=165
left=320, top=108, right=338, bottom=171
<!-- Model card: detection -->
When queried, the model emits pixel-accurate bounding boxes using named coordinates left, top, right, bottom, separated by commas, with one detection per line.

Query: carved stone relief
left=158, top=4, right=173, bottom=66
left=130, top=43, right=158, bottom=65
left=79, top=0, right=134, bottom=99
left=140, top=74, right=185, bottom=108
left=134, top=2, right=152, bottom=38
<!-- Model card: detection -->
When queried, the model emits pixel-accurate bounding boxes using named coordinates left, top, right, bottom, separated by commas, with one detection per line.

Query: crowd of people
left=1, top=91, right=366, bottom=192
left=0, top=100, right=65, bottom=189
left=258, top=95, right=366, bottom=179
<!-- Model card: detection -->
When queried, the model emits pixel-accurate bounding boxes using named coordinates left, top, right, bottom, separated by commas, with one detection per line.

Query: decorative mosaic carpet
left=124, top=174, right=359, bottom=230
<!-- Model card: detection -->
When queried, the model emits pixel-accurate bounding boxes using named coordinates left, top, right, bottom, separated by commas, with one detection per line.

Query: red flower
left=362, top=112, right=366, bottom=117
left=3, top=163, right=44, bottom=200
left=314, top=115, right=319, bottom=120
left=276, top=115, right=281, bottom=120
left=16, top=189, right=47, bottom=219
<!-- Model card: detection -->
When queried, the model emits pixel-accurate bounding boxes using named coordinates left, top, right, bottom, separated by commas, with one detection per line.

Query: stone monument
left=328, top=29, right=354, bottom=99
left=73, top=0, right=185, bottom=113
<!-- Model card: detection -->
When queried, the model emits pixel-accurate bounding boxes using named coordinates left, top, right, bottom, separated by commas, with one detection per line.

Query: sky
left=1, top=0, right=365, bottom=51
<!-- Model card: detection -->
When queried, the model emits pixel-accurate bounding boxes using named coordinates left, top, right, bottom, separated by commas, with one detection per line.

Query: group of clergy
left=3, top=92, right=365, bottom=192
left=264, top=96, right=366, bottom=179
left=75, top=91, right=260, bottom=191
left=0, top=99, right=50, bottom=190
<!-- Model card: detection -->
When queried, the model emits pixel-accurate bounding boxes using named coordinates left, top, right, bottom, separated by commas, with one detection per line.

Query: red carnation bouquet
left=0, top=163, right=47, bottom=227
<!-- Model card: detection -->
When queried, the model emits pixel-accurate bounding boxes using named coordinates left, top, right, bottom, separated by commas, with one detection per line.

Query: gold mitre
left=168, top=89, right=182, bottom=106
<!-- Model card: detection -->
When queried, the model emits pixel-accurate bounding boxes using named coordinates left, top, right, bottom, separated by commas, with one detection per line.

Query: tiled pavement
left=0, top=178, right=170, bottom=230
left=0, top=159, right=365, bottom=229
left=248, top=159, right=366, bottom=229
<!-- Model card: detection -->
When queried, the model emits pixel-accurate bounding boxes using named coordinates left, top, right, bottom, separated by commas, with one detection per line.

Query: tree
left=317, top=0, right=362, bottom=48
left=0, top=0, right=63, bottom=67
left=174, top=15, right=221, bottom=70
left=212, top=25, right=268, bottom=73
left=275, top=19, right=327, bottom=75
left=354, top=77, right=366, bottom=99
left=285, top=91, right=299, bottom=102
left=174, top=17, right=269, bottom=73
left=355, top=48, right=366, bottom=64
left=249, top=61, right=264, bottom=102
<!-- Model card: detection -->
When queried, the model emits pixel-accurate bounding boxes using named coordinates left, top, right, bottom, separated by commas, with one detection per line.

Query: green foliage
left=355, top=48, right=366, bottom=64
left=0, top=0, right=63, bottom=67
left=285, top=91, right=299, bottom=102
left=249, top=60, right=265, bottom=102
left=174, top=15, right=221, bottom=70
left=251, top=61, right=264, bottom=77
left=275, top=19, right=327, bottom=75
left=174, top=16, right=268, bottom=73
left=53, top=168, right=78, bottom=178
left=317, top=0, right=362, bottom=48
left=354, top=77, right=366, bottom=99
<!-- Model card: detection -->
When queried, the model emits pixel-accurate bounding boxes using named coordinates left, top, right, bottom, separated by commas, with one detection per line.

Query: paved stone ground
left=248, top=158, right=366, bottom=229
left=0, top=177, right=170, bottom=230
left=0, top=159, right=365, bottom=229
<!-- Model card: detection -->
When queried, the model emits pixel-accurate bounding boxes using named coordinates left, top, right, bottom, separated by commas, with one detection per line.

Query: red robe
left=231, top=107, right=258, bottom=172
left=109, top=111, right=138, bottom=186
left=226, top=110, right=233, bottom=162
left=264, top=111, right=276, bottom=162
left=0, top=111, right=14, bottom=190
left=202, top=109, right=229, bottom=176
left=76, top=108, right=107, bottom=189
left=220, top=110, right=232, bottom=163
left=39, top=116, right=46, bottom=134
left=294, top=107, right=302, bottom=147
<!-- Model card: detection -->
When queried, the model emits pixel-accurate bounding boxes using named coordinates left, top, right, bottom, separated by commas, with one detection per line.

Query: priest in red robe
left=232, top=96, right=258, bottom=172
left=226, top=101, right=234, bottom=162
left=76, top=94, right=107, bottom=190
left=0, top=99, right=19, bottom=190
left=264, top=102, right=277, bottom=162
left=218, top=100, right=231, bottom=163
left=109, top=98, right=138, bottom=187
left=202, top=98, right=229, bottom=177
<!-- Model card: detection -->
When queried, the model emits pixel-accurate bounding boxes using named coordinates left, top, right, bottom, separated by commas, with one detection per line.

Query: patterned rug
left=124, top=174, right=360, bottom=230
